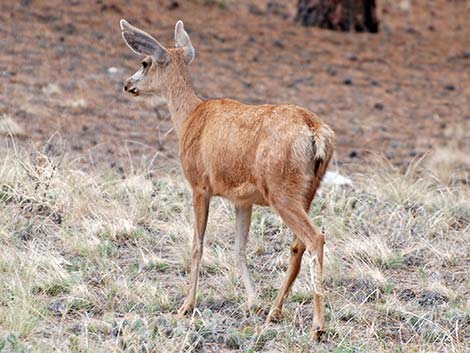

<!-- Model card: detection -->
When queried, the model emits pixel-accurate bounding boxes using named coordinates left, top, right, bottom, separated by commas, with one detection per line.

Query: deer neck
left=164, top=74, right=201, bottom=139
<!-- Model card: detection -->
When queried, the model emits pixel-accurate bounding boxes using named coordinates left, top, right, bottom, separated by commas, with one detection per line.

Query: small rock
left=348, top=55, right=358, bottom=61
left=349, top=150, right=358, bottom=158
left=444, top=84, right=455, bottom=91
left=273, top=40, right=285, bottom=49
left=374, top=102, right=384, bottom=110
left=371, top=79, right=380, bottom=86
left=343, top=77, right=353, bottom=85
left=167, top=1, right=179, bottom=10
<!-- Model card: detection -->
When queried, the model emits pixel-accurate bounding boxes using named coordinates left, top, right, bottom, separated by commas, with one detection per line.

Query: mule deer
left=120, top=19, right=334, bottom=340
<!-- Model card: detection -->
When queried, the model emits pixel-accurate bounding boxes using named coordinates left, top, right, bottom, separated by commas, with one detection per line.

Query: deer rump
left=180, top=98, right=334, bottom=207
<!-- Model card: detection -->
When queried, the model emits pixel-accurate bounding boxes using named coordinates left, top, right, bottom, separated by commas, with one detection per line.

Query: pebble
left=273, top=40, right=285, bottom=49
left=444, top=84, right=455, bottom=91
left=167, top=1, right=179, bottom=10
left=374, top=102, right=384, bottom=110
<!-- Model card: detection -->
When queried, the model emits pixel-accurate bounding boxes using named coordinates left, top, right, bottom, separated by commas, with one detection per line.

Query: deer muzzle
left=123, top=80, right=139, bottom=96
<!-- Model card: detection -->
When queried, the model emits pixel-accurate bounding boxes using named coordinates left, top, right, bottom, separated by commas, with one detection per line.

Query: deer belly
left=214, top=182, right=269, bottom=207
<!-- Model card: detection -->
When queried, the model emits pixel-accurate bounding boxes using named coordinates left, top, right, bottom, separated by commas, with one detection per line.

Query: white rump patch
left=311, top=125, right=334, bottom=161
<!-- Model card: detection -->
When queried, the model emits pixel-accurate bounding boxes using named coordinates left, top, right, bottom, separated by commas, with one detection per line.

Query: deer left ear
left=174, top=20, right=195, bottom=64
left=120, top=19, right=170, bottom=64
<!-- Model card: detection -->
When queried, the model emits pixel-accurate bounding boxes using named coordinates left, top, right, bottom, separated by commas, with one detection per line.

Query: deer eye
left=142, top=61, right=149, bottom=69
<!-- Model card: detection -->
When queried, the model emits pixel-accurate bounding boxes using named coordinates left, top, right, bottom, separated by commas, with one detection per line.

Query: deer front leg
left=177, top=191, right=210, bottom=317
left=235, top=205, right=258, bottom=310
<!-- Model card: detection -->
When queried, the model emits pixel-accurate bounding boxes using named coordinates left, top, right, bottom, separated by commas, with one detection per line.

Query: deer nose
left=123, top=81, right=138, bottom=95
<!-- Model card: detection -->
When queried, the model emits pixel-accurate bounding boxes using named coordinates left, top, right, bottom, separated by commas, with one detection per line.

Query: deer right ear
left=120, top=19, right=170, bottom=65
left=174, top=20, right=195, bottom=64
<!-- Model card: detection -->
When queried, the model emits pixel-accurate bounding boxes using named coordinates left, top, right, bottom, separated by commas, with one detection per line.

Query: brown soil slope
left=0, top=0, right=468, bottom=173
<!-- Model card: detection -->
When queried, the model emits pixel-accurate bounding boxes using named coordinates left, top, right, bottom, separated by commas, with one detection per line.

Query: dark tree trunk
left=295, top=0, right=379, bottom=33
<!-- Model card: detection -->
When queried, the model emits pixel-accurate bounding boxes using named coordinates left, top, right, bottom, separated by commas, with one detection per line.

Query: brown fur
left=121, top=20, right=335, bottom=340
left=181, top=99, right=334, bottom=208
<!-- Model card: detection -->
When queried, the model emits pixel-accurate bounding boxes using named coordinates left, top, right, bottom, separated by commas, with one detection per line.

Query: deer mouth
left=123, top=83, right=140, bottom=96
left=128, top=87, right=139, bottom=96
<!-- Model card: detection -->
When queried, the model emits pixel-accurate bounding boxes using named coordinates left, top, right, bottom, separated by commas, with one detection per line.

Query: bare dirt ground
left=1, top=0, right=468, bottom=174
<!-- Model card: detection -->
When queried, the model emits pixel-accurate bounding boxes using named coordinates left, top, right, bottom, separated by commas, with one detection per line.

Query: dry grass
left=0, top=115, right=26, bottom=138
left=0, top=142, right=468, bottom=353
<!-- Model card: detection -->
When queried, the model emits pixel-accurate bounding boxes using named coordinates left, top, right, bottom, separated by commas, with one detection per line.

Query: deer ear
left=120, top=19, right=169, bottom=64
left=174, top=20, right=195, bottom=64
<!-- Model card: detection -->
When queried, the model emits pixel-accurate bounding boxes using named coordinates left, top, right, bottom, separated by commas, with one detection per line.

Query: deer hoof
left=266, top=307, right=282, bottom=323
left=176, top=302, right=194, bottom=318
left=312, top=325, right=326, bottom=342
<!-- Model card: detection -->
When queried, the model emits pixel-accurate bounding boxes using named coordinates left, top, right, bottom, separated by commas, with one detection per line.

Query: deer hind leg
left=266, top=235, right=306, bottom=322
left=177, top=191, right=210, bottom=317
left=268, top=198, right=326, bottom=341
left=235, top=205, right=258, bottom=310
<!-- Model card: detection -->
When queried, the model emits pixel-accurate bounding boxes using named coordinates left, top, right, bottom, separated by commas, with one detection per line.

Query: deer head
left=120, top=19, right=195, bottom=97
